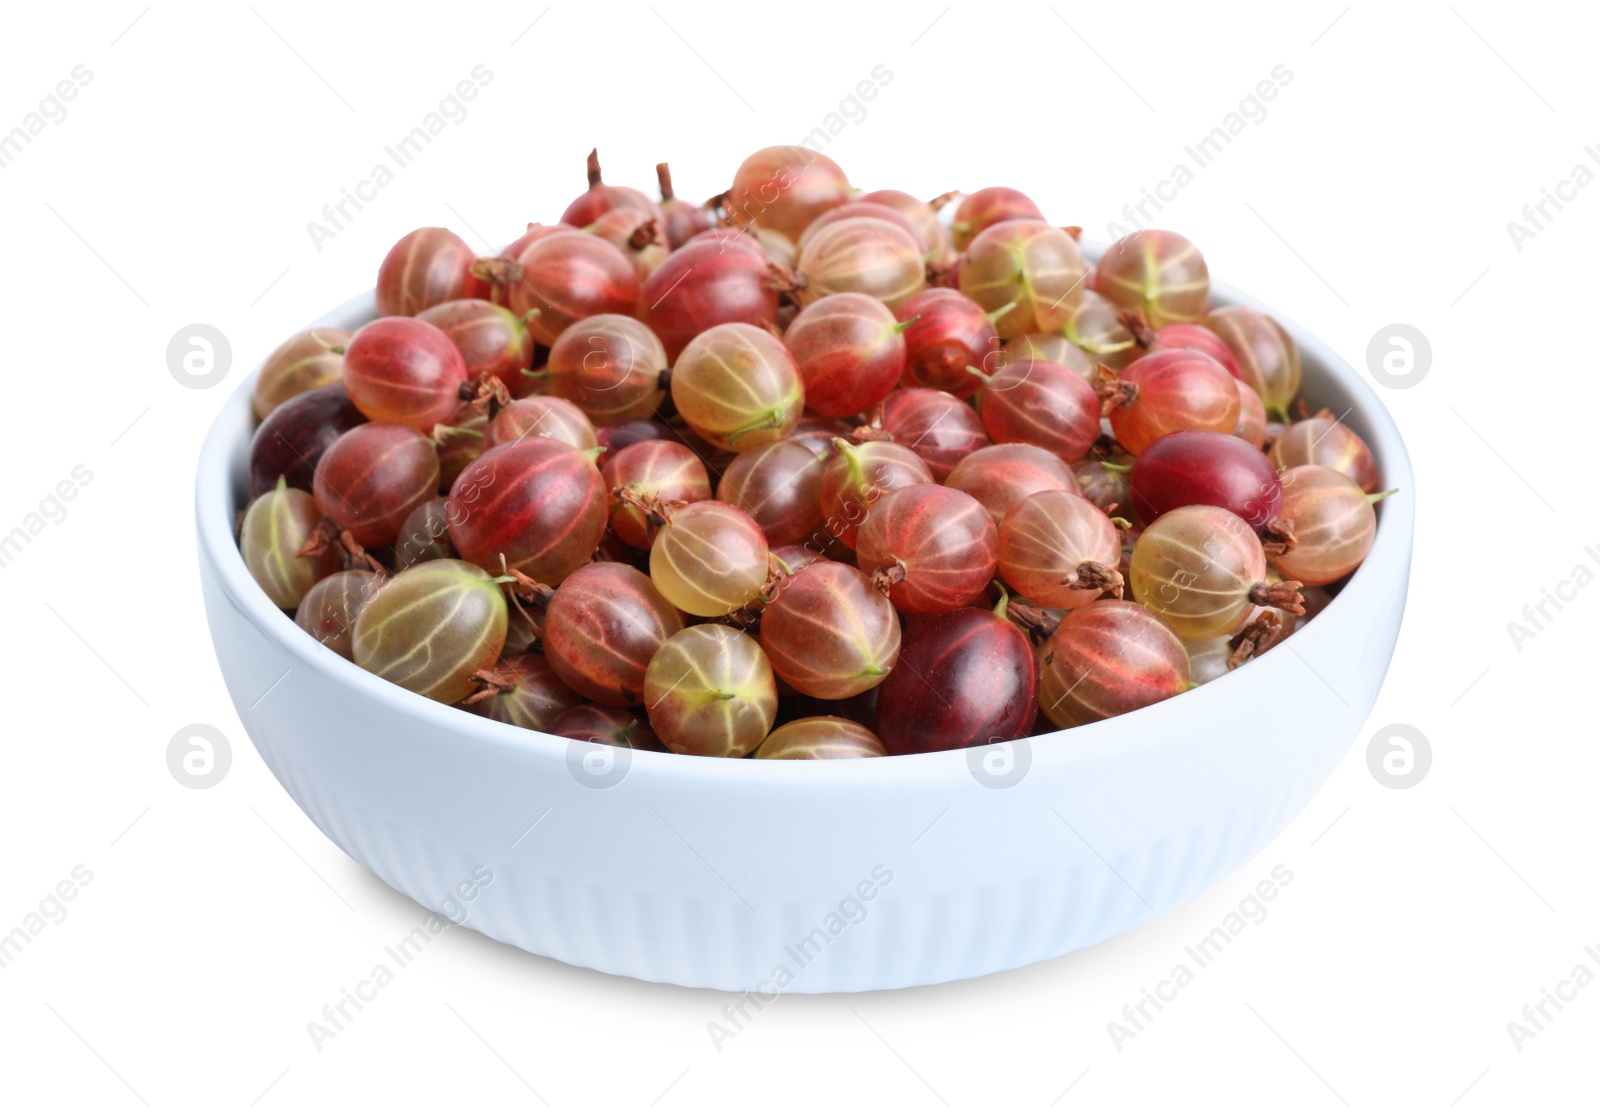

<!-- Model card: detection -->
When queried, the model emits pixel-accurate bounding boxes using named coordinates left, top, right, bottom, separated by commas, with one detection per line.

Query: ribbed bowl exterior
left=198, top=277, right=1413, bottom=993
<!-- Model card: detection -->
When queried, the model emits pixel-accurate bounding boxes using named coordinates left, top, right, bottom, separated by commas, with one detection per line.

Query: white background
left=1, top=2, right=1595, bottom=1110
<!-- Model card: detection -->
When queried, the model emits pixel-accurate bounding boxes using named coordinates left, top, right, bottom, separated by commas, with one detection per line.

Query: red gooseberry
left=727, top=145, right=851, bottom=241
left=856, top=484, right=999, bottom=614
left=1129, top=430, right=1283, bottom=532
left=446, top=438, right=608, bottom=584
left=482, top=396, right=598, bottom=453
left=1036, top=600, right=1190, bottom=729
left=997, top=489, right=1124, bottom=609
left=874, top=387, right=991, bottom=482
left=602, top=440, right=712, bottom=549
left=959, top=220, right=1087, bottom=338
left=752, top=717, right=887, bottom=760
left=417, top=298, right=535, bottom=393
left=1127, top=504, right=1304, bottom=640
left=716, top=438, right=826, bottom=547
left=1268, top=417, right=1379, bottom=493
left=759, top=561, right=901, bottom=699
left=816, top=438, right=934, bottom=549
left=640, top=235, right=779, bottom=362
left=547, top=704, right=666, bottom=751
left=949, top=186, right=1044, bottom=251
left=559, top=148, right=662, bottom=229
left=249, top=383, right=365, bottom=499
left=510, top=232, right=640, bottom=347
left=1096, top=349, right=1240, bottom=455
left=945, top=443, right=1077, bottom=524
left=542, top=315, right=669, bottom=425
left=252, top=328, right=349, bottom=420
left=1268, top=465, right=1389, bottom=586
left=342, top=316, right=468, bottom=431
left=464, top=652, right=581, bottom=730
left=312, top=422, right=440, bottom=548
left=540, top=562, right=684, bottom=705
left=656, top=162, right=713, bottom=248
left=974, top=359, right=1101, bottom=463
left=1204, top=306, right=1301, bottom=420
left=895, top=288, right=998, bottom=398
left=875, top=592, right=1038, bottom=754
left=783, top=292, right=908, bottom=418
left=376, top=227, right=489, bottom=317
left=793, top=216, right=926, bottom=310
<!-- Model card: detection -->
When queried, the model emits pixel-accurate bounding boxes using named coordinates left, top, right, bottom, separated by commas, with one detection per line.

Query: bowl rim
left=198, top=269, right=1415, bottom=787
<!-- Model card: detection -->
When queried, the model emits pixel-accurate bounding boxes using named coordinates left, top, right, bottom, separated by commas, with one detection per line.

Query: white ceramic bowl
left=197, top=276, right=1413, bottom=993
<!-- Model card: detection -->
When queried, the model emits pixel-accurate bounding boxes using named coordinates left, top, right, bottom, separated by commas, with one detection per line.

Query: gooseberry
left=945, top=443, right=1077, bottom=524
left=482, top=396, right=598, bottom=453
left=874, top=387, right=990, bottom=482
left=342, top=317, right=468, bottom=431
left=670, top=323, right=803, bottom=452
left=417, top=298, right=534, bottom=393
left=510, top=231, right=640, bottom=347
left=1203, top=306, right=1301, bottom=420
left=446, top=438, right=607, bottom=584
left=640, top=234, right=779, bottom=361
left=465, top=652, right=581, bottom=730
left=1036, top=600, right=1189, bottom=729
left=248, top=384, right=365, bottom=499
left=294, top=568, right=383, bottom=659
left=1094, top=230, right=1210, bottom=328
left=352, top=559, right=508, bottom=704
left=875, top=593, right=1037, bottom=754
left=974, top=359, right=1101, bottom=463
left=895, top=288, right=997, bottom=398
left=656, top=162, right=713, bottom=248
left=647, top=499, right=769, bottom=616
left=994, top=332, right=1094, bottom=378
left=794, top=216, right=926, bottom=310
left=541, top=562, right=684, bottom=705
left=1128, top=504, right=1304, bottom=640
left=376, top=227, right=488, bottom=317
left=541, top=314, right=669, bottom=424
left=997, top=489, right=1124, bottom=609
left=1269, top=466, right=1387, bottom=586
left=959, top=219, right=1087, bottom=338
left=589, top=207, right=668, bottom=279
left=252, top=328, right=348, bottom=420
left=644, top=625, right=777, bottom=757
left=759, top=561, right=901, bottom=699
left=716, top=438, right=826, bottom=547
left=547, top=704, right=666, bottom=751
left=1096, top=349, right=1240, bottom=455
left=559, top=148, right=662, bottom=229
left=753, top=717, right=887, bottom=760
left=727, top=145, right=851, bottom=241
left=1233, top=380, right=1268, bottom=448
left=1129, top=430, right=1282, bottom=531
left=602, top=439, right=712, bottom=549
left=783, top=293, right=907, bottom=418
left=1268, top=417, right=1379, bottom=493
left=856, top=484, right=998, bottom=614
left=241, top=477, right=341, bottom=608
left=394, top=496, right=455, bottom=570
left=313, top=422, right=440, bottom=548
left=816, top=438, right=933, bottom=548
left=948, top=186, right=1044, bottom=251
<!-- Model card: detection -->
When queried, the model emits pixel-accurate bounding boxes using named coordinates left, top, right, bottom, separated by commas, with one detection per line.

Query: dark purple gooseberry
left=874, top=597, right=1037, bottom=755
left=249, top=384, right=366, bottom=499
left=1129, top=429, right=1282, bottom=532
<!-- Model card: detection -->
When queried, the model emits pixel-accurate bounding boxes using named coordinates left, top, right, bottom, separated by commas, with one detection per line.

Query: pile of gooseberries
left=239, top=146, right=1394, bottom=762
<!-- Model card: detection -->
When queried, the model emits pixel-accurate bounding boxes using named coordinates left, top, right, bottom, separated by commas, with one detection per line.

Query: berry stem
left=585, top=147, right=603, bottom=188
